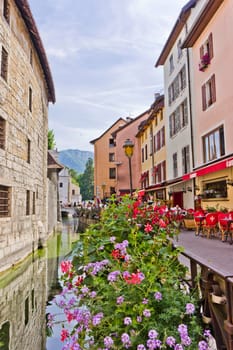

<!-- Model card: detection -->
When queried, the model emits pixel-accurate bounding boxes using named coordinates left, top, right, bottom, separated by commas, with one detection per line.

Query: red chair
left=218, top=213, right=232, bottom=242
left=202, top=212, right=219, bottom=239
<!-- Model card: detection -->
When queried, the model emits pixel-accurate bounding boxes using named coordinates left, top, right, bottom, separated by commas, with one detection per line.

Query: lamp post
left=123, top=138, right=134, bottom=196
left=101, top=183, right=106, bottom=200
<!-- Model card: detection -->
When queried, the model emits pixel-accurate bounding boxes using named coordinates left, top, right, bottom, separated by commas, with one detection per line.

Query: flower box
left=183, top=218, right=196, bottom=230
left=199, top=53, right=210, bottom=72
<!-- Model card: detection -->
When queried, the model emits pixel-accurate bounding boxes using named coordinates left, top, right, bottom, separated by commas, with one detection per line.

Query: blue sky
left=29, top=0, right=188, bottom=151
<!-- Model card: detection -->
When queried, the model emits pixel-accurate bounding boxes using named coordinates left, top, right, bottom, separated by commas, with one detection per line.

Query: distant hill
left=58, top=149, right=94, bottom=174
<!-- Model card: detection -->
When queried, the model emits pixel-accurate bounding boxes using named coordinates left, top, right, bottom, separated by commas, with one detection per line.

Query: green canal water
left=0, top=218, right=80, bottom=350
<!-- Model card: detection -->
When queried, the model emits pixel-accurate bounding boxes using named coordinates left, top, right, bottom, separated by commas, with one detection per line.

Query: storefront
left=182, top=156, right=233, bottom=211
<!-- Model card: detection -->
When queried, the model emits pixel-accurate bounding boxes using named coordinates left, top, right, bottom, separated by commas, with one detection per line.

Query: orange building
left=90, top=118, right=127, bottom=201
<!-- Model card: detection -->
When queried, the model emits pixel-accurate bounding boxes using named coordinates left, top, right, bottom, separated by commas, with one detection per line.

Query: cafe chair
left=202, top=212, right=219, bottom=239
left=218, top=213, right=233, bottom=242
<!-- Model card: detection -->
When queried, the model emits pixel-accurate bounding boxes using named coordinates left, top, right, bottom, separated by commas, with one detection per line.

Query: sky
left=28, top=0, right=188, bottom=152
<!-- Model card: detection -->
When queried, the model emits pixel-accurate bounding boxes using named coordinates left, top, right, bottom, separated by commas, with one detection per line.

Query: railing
left=182, top=250, right=233, bottom=350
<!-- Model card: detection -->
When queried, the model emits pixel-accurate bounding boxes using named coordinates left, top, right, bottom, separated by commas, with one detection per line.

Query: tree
left=78, top=158, right=94, bottom=200
left=69, top=168, right=79, bottom=185
left=48, top=129, right=56, bottom=150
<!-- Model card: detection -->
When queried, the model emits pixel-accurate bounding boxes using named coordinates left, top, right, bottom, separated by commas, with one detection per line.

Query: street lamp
left=123, top=138, right=134, bottom=196
left=101, top=183, right=106, bottom=200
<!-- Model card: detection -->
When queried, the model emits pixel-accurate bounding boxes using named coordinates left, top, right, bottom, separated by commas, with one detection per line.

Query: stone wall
left=0, top=1, right=50, bottom=271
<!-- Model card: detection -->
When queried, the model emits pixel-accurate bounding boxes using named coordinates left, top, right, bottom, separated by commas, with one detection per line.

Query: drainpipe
left=186, top=48, right=197, bottom=201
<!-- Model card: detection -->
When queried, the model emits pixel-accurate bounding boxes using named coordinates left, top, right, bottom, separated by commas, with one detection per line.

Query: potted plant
left=199, top=53, right=210, bottom=71
left=183, top=211, right=196, bottom=230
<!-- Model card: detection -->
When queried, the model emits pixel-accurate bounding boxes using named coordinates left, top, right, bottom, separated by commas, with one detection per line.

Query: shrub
left=48, top=195, right=211, bottom=349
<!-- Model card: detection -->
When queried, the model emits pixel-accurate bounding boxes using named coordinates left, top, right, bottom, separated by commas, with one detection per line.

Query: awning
left=182, top=156, right=233, bottom=181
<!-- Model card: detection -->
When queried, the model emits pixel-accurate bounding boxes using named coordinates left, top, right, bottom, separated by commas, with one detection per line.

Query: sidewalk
left=173, top=228, right=233, bottom=278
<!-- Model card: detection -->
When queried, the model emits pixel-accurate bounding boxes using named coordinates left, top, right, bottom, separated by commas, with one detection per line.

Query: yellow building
left=136, top=95, right=166, bottom=202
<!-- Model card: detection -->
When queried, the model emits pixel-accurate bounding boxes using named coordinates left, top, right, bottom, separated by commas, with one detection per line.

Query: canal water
left=0, top=218, right=79, bottom=350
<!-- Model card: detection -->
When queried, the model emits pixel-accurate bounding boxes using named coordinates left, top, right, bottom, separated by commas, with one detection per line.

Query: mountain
left=58, top=149, right=94, bottom=174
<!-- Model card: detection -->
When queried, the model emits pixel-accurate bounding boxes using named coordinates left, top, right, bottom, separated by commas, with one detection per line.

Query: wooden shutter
left=202, top=84, right=207, bottom=111
left=208, top=33, right=213, bottom=59
left=162, top=126, right=165, bottom=146
left=211, top=74, right=216, bottom=103
left=200, top=45, right=204, bottom=59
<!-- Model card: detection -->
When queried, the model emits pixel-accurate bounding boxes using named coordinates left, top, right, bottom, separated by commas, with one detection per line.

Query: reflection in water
left=0, top=218, right=79, bottom=350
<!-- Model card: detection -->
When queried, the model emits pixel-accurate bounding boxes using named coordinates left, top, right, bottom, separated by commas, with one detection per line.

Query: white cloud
left=29, top=0, right=188, bottom=150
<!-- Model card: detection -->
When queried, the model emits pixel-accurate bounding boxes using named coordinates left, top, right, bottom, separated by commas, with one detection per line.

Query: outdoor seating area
left=179, top=207, right=233, bottom=243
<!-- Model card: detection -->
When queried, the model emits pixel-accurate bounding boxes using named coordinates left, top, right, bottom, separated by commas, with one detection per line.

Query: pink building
left=182, top=0, right=233, bottom=210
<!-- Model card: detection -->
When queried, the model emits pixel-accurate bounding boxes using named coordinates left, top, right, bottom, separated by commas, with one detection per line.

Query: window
left=142, top=148, right=144, bottom=163
left=168, top=65, right=186, bottom=105
left=109, top=168, right=116, bottom=179
left=1, top=46, right=8, bottom=82
left=26, top=190, right=30, bottom=215
left=169, top=99, right=188, bottom=137
left=200, top=33, right=213, bottom=61
left=72, top=189, right=75, bottom=195
left=182, top=145, right=190, bottom=175
left=0, top=117, right=6, bottom=150
left=110, top=187, right=115, bottom=195
left=180, top=99, right=188, bottom=127
left=202, top=74, right=216, bottom=110
left=32, top=192, right=35, bottom=215
left=173, top=153, right=178, bottom=178
left=145, top=144, right=148, bottom=160
left=30, top=48, right=33, bottom=66
left=25, top=297, right=29, bottom=325
left=59, top=182, right=63, bottom=188
left=203, top=125, right=225, bottom=163
left=203, top=180, right=227, bottom=199
left=177, top=39, right=183, bottom=59
left=0, top=185, right=10, bottom=217
left=109, top=138, right=115, bottom=148
left=27, top=138, right=31, bottom=163
left=169, top=54, right=174, bottom=74
left=109, top=153, right=115, bottom=162
left=29, top=87, right=32, bottom=112
left=3, top=0, right=10, bottom=24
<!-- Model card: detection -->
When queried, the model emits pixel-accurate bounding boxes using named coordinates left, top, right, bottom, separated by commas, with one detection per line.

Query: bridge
left=61, top=206, right=77, bottom=218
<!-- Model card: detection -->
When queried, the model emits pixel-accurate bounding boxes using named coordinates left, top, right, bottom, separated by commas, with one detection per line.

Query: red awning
left=182, top=156, right=233, bottom=181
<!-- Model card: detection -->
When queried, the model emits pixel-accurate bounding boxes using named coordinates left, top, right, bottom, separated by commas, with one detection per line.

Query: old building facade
left=0, top=0, right=55, bottom=271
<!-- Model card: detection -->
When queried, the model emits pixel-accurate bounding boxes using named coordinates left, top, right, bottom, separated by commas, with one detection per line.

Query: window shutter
left=153, top=135, right=156, bottom=153
left=208, top=33, right=213, bottom=59
left=211, top=74, right=216, bottom=103
left=162, top=126, right=165, bottom=146
left=200, top=45, right=204, bottom=58
left=169, top=116, right=172, bottom=138
left=202, top=84, right=207, bottom=111
left=162, top=160, right=166, bottom=181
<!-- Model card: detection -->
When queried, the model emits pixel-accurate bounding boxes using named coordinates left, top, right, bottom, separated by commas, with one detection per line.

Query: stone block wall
left=0, top=1, right=50, bottom=272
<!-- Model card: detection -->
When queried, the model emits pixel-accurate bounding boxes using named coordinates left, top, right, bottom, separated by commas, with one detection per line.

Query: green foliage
left=68, top=168, right=79, bottom=185
left=48, top=129, right=56, bottom=150
left=78, top=157, right=94, bottom=200
left=50, top=196, right=209, bottom=349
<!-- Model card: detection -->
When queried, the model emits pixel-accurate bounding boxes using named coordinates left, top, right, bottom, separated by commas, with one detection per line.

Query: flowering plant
left=48, top=196, right=212, bottom=349
left=199, top=53, right=211, bottom=72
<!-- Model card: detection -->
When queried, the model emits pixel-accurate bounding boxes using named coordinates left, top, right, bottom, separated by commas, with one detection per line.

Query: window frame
left=0, top=185, right=11, bottom=217
left=0, top=117, right=6, bottom=150
left=202, top=125, right=225, bottom=163
left=109, top=167, right=116, bottom=179
left=1, top=46, right=8, bottom=82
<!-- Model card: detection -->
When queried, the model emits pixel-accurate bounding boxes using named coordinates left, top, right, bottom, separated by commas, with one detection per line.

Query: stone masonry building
left=0, top=0, right=55, bottom=272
